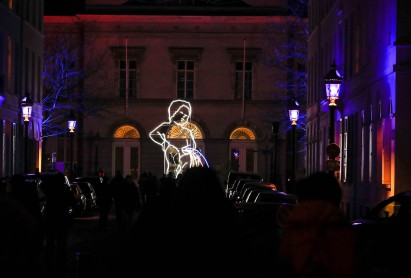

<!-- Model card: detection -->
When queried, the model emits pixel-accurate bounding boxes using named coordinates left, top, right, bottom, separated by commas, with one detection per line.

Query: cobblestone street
left=36, top=209, right=122, bottom=278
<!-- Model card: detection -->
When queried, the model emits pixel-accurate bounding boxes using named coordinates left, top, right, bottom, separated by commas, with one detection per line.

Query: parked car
left=69, top=183, right=87, bottom=216
left=72, top=181, right=97, bottom=212
left=351, top=191, right=411, bottom=276
left=225, top=171, right=262, bottom=198
left=23, top=174, right=47, bottom=216
left=236, top=182, right=277, bottom=203
left=228, top=178, right=265, bottom=201
left=236, top=190, right=298, bottom=230
left=74, top=176, right=103, bottom=207
left=24, top=171, right=77, bottom=218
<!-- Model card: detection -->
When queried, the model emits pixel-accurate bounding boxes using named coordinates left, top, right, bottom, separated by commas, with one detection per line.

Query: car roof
left=255, top=191, right=297, bottom=204
left=227, top=171, right=262, bottom=184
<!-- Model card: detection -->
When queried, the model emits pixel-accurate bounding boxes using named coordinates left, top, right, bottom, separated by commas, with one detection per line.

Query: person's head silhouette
left=295, top=171, right=342, bottom=206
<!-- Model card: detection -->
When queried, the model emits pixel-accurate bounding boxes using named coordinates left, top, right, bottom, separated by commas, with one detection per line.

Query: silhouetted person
left=172, top=167, right=248, bottom=275
left=139, top=171, right=159, bottom=206
left=9, top=174, right=45, bottom=251
left=123, top=175, right=141, bottom=228
left=278, top=171, right=363, bottom=277
left=169, top=167, right=251, bottom=275
left=98, top=176, right=113, bottom=230
left=119, top=167, right=250, bottom=276
left=119, top=172, right=176, bottom=272
left=41, top=172, right=76, bottom=277
left=0, top=194, right=44, bottom=276
left=111, top=171, right=136, bottom=232
left=157, top=173, right=177, bottom=207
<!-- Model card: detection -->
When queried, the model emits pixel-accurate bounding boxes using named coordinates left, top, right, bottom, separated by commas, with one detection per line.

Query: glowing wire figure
left=149, top=99, right=209, bottom=177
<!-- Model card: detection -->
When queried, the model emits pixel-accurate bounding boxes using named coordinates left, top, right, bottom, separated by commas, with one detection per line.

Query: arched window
left=114, top=125, right=140, bottom=139
left=168, top=122, right=203, bottom=139
left=229, top=127, right=256, bottom=140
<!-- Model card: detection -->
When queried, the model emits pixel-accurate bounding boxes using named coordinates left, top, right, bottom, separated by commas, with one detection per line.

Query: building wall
left=0, top=0, right=43, bottom=176
left=307, top=0, right=411, bottom=219
left=43, top=6, right=296, bottom=187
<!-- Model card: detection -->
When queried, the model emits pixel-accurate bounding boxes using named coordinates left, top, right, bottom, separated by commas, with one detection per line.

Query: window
left=229, top=127, right=257, bottom=173
left=382, top=118, right=393, bottom=187
left=119, top=60, right=137, bottom=98
left=7, top=36, right=12, bottom=93
left=112, top=125, right=140, bottom=178
left=227, top=48, right=261, bottom=100
left=235, top=61, right=252, bottom=99
left=369, top=123, right=374, bottom=183
left=169, top=47, right=203, bottom=99
left=361, top=110, right=365, bottom=183
left=177, top=60, right=194, bottom=99
left=341, top=117, right=348, bottom=182
left=110, top=46, right=145, bottom=99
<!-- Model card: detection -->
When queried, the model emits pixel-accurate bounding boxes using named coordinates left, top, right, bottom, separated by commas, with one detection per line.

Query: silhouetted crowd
left=1, top=172, right=75, bottom=277
left=0, top=168, right=370, bottom=278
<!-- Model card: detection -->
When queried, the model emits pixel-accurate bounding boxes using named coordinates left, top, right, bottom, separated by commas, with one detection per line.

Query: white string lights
left=149, top=99, right=209, bottom=178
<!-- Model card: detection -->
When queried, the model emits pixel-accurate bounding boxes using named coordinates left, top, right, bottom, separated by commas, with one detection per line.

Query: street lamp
left=67, top=110, right=76, bottom=178
left=21, top=95, right=33, bottom=173
left=324, top=62, right=343, bottom=144
left=288, top=98, right=300, bottom=192
left=271, top=121, right=280, bottom=184
left=324, top=62, right=343, bottom=173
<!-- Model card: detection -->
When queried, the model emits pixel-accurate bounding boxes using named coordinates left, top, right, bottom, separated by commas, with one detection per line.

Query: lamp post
left=288, top=98, right=300, bottom=192
left=324, top=62, right=342, bottom=144
left=67, top=110, right=76, bottom=178
left=21, top=95, right=33, bottom=173
left=271, top=121, right=280, bottom=184
left=324, top=62, right=343, bottom=173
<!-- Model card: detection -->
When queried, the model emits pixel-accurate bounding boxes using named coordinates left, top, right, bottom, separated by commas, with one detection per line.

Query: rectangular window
left=230, top=148, right=240, bottom=171
left=130, top=147, right=139, bottom=178
left=341, top=117, right=348, bottom=182
left=115, top=147, right=124, bottom=175
left=177, top=60, right=194, bottom=99
left=361, top=110, right=365, bottom=183
left=119, top=60, right=136, bottom=98
left=12, top=122, right=16, bottom=175
left=369, top=124, right=374, bottom=183
left=246, top=148, right=255, bottom=172
left=37, top=56, right=41, bottom=101
left=7, top=36, right=12, bottom=92
left=1, top=121, right=4, bottom=176
left=31, top=52, right=35, bottom=98
left=25, top=47, right=29, bottom=94
left=382, top=118, right=392, bottom=187
left=235, top=61, right=252, bottom=99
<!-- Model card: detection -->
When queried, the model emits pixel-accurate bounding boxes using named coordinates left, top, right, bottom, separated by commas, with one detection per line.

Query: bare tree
left=42, top=22, right=107, bottom=139
left=263, top=0, right=308, bottom=139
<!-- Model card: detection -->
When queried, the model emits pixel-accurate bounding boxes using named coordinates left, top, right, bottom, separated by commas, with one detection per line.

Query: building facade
left=307, top=0, right=411, bottom=219
left=0, top=0, right=43, bottom=177
left=43, top=0, right=304, bottom=188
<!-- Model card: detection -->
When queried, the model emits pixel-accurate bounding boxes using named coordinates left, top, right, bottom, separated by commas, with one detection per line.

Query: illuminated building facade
left=0, top=0, right=43, bottom=176
left=43, top=0, right=304, bottom=188
left=307, top=0, right=411, bottom=218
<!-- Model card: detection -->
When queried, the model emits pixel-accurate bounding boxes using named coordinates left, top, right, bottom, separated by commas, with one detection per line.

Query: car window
left=377, top=200, right=400, bottom=218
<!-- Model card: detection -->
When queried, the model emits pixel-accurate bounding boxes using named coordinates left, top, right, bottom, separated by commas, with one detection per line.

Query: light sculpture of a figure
left=149, top=99, right=209, bottom=177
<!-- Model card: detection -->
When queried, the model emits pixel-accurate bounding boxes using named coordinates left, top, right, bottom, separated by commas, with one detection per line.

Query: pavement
left=35, top=208, right=123, bottom=278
